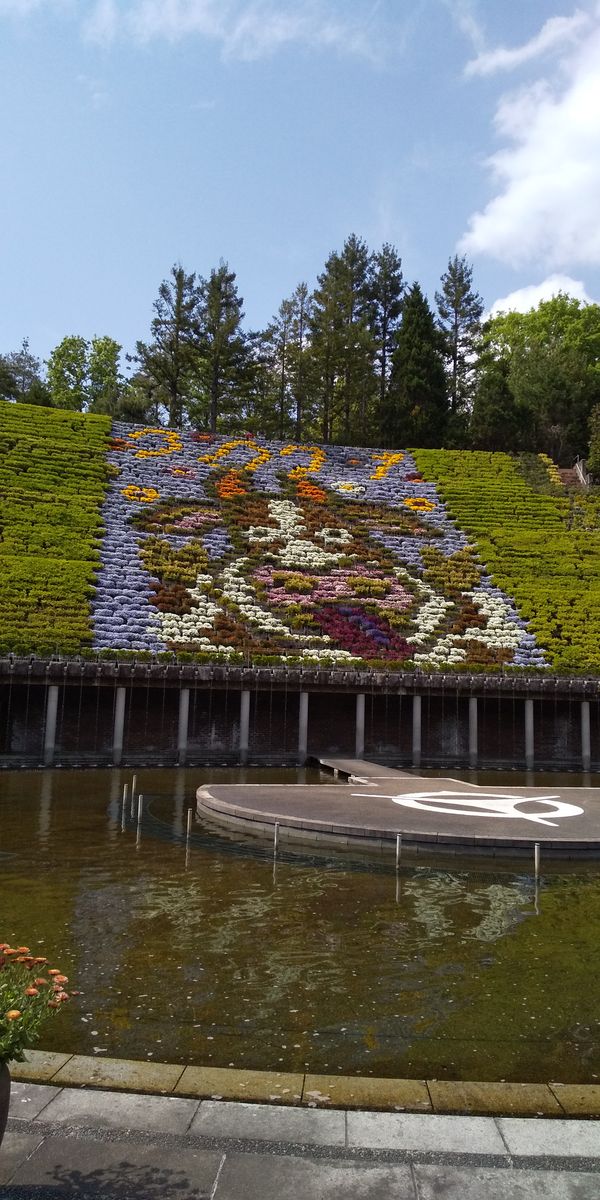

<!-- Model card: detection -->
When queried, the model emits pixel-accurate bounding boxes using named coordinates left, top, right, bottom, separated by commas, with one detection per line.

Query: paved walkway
left=3, top=1082, right=600, bottom=1197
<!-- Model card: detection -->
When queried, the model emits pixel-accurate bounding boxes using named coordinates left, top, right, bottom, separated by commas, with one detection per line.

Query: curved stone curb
left=9, top=1052, right=600, bottom=1118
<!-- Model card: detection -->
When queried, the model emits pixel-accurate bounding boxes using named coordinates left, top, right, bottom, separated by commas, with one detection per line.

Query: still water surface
left=1, top=767, right=600, bottom=1083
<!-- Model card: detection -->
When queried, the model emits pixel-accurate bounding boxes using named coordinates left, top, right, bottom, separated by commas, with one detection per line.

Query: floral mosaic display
left=93, top=427, right=546, bottom=669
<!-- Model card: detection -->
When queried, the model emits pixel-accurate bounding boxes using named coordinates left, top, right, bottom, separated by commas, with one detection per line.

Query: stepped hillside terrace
left=2, top=401, right=600, bottom=769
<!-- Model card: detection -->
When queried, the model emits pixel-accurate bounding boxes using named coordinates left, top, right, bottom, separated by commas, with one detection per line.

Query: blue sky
left=1, top=0, right=600, bottom=364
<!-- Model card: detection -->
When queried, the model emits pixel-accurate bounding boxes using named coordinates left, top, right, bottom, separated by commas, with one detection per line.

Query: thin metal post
left=121, top=783, right=128, bottom=832
left=534, top=841, right=540, bottom=878
left=186, top=809, right=193, bottom=839
left=396, top=833, right=402, bottom=871
left=131, top=774, right=137, bottom=818
left=274, top=822, right=279, bottom=856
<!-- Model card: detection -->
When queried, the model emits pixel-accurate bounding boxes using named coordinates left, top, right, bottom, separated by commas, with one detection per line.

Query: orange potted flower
left=0, top=944, right=75, bottom=1146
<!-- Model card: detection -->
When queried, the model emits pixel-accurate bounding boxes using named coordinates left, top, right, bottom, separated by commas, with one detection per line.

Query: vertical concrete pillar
left=112, top=686, right=126, bottom=767
left=240, top=689, right=250, bottom=764
left=43, top=685, right=59, bottom=766
left=581, top=700, right=591, bottom=772
left=525, top=698, right=535, bottom=771
left=412, top=695, right=422, bottom=769
left=298, top=691, right=309, bottom=764
left=177, top=688, right=190, bottom=766
left=469, top=696, right=478, bottom=769
left=355, top=694, right=365, bottom=760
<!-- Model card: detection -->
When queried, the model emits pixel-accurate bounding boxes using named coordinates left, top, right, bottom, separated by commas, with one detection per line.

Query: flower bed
left=91, top=427, right=544, bottom=670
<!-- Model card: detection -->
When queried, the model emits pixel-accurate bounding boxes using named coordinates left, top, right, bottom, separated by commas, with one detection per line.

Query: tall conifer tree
left=385, top=284, right=447, bottom=447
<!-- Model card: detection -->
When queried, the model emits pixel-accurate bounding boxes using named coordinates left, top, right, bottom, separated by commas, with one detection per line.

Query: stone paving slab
left=550, top=1083, right=600, bottom=1115
left=428, top=1080, right=562, bottom=1117
left=346, top=1111, right=507, bottom=1156
left=9, top=1049, right=73, bottom=1083
left=9, top=1082, right=63, bottom=1121
left=214, top=1152, right=417, bottom=1199
left=498, top=1116, right=600, bottom=1158
left=189, top=1099, right=346, bottom=1145
left=303, top=1074, right=431, bottom=1111
left=175, top=1066, right=303, bottom=1104
left=51, top=1053, right=185, bottom=1094
left=0, top=1130, right=45, bottom=1185
left=35, top=1086, right=200, bottom=1135
left=2, top=1133, right=223, bottom=1197
left=414, top=1164, right=600, bottom=1199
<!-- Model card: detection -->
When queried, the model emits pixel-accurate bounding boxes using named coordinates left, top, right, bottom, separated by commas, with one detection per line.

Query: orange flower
left=47, top=1000, right=60, bottom=1009
left=33, top=957, right=48, bottom=964
left=15, top=946, right=30, bottom=954
left=5, top=1010, right=21, bottom=1020
left=24, top=987, right=39, bottom=997
left=34, top=977, right=48, bottom=986
left=3, top=948, right=17, bottom=956
left=48, top=969, right=61, bottom=976
left=53, top=975, right=69, bottom=984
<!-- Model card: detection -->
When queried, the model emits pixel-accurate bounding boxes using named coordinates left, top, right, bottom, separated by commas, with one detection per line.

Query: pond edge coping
left=9, top=1051, right=600, bottom=1118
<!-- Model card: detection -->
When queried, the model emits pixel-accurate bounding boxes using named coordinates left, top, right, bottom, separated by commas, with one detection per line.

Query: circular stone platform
left=197, top=759, right=600, bottom=858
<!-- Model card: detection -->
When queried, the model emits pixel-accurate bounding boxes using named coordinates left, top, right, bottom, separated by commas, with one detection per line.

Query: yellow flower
left=403, top=496, right=435, bottom=512
left=370, top=452, right=404, bottom=480
left=127, top=428, right=183, bottom=457
left=121, top=486, right=160, bottom=503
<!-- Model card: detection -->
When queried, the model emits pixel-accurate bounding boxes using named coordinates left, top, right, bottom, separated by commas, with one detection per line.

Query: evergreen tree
left=289, top=282, right=313, bottom=441
left=193, top=261, right=250, bottom=433
left=370, top=243, right=404, bottom=423
left=435, top=255, right=483, bottom=425
left=385, top=283, right=447, bottom=447
left=135, top=264, right=201, bottom=427
left=5, top=338, right=47, bottom=402
left=0, top=356, right=17, bottom=401
left=310, top=235, right=376, bottom=443
left=470, top=357, right=528, bottom=451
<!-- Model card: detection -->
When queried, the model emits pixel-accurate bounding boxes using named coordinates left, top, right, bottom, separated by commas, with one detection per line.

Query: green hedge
left=0, top=401, right=110, bottom=655
left=414, top=449, right=600, bottom=672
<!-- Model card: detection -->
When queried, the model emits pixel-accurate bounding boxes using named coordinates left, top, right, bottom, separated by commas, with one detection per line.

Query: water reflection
left=1, top=766, right=600, bottom=1082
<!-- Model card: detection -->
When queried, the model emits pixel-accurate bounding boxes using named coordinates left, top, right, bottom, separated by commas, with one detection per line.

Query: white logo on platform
left=352, top=790, right=584, bottom=827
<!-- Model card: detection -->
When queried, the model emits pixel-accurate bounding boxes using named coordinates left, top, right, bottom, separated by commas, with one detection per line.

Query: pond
left=1, top=766, right=600, bottom=1083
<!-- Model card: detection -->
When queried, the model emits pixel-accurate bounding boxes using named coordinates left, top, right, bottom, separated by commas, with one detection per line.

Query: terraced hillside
left=0, top=401, right=110, bottom=655
left=1, top=403, right=599, bottom=672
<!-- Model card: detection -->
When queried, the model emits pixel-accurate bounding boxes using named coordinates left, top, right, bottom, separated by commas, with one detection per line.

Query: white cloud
left=441, top=0, right=485, bottom=54
left=126, top=0, right=386, bottom=61
left=84, top=0, right=119, bottom=44
left=465, top=10, right=590, bottom=77
left=460, top=5, right=600, bottom=270
left=489, top=274, right=594, bottom=316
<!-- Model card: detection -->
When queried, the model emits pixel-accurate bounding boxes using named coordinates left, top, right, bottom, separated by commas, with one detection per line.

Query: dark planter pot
left=0, top=1062, right=10, bottom=1148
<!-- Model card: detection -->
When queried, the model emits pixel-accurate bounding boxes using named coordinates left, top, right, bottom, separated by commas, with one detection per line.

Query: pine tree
left=385, top=284, right=447, bottom=447
left=370, top=244, right=404, bottom=424
left=310, top=235, right=375, bottom=443
left=194, top=261, right=250, bottom=433
left=135, top=264, right=201, bottom=427
left=435, top=255, right=483, bottom=423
